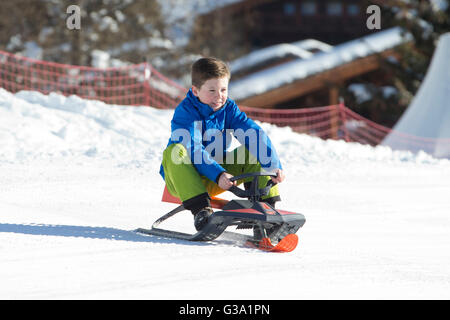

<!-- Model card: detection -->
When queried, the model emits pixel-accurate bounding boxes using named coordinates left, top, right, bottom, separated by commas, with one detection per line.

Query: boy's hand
left=271, top=169, right=285, bottom=184
left=218, top=172, right=236, bottom=190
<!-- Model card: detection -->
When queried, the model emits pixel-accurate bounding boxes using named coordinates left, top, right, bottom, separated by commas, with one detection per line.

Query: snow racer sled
left=136, top=172, right=306, bottom=252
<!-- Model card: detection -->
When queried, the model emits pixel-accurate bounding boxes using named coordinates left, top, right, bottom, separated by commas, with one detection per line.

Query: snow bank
left=1, top=88, right=446, bottom=170
left=0, top=88, right=172, bottom=165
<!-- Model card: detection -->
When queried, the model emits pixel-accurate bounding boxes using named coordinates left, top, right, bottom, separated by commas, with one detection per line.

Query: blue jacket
left=159, top=89, right=282, bottom=182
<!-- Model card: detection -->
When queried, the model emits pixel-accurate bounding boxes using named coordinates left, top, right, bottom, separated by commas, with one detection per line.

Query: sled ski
left=136, top=172, right=306, bottom=252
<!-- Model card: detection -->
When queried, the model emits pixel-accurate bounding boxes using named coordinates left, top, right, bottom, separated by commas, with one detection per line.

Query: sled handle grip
left=229, top=172, right=277, bottom=182
left=228, top=172, right=278, bottom=199
left=228, top=185, right=248, bottom=198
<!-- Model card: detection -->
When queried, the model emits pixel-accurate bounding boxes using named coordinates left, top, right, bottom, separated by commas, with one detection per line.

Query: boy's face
left=192, top=76, right=229, bottom=111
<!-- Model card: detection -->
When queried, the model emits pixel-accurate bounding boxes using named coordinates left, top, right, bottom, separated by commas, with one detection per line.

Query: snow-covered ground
left=1, top=88, right=450, bottom=299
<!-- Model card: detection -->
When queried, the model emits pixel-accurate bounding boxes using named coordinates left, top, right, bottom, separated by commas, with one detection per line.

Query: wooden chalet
left=228, top=27, right=409, bottom=108
left=233, top=49, right=399, bottom=108
left=197, top=0, right=377, bottom=47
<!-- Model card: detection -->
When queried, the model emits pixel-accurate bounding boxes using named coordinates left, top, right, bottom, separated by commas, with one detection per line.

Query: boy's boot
left=193, top=207, right=214, bottom=231
left=182, top=193, right=214, bottom=231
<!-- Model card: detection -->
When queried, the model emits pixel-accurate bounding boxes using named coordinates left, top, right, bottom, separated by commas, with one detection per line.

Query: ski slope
left=1, top=88, right=450, bottom=299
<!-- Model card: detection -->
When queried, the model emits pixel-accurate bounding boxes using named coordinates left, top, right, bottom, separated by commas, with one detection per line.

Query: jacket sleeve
left=226, top=103, right=283, bottom=171
left=170, top=108, right=226, bottom=183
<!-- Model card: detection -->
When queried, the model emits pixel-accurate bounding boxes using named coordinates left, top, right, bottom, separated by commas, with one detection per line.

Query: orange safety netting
left=239, top=103, right=392, bottom=145
left=0, top=49, right=186, bottom=109
left=240, top=104, right=450, bottom=156
left=1, top=49, right=448, bottom=156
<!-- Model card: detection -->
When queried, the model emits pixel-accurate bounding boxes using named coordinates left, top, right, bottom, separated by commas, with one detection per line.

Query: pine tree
left=0, top=1, right=48, bottom=54
left=382, top=0, right=449, bottom=105
left=342, top=0, right=449, bottom=127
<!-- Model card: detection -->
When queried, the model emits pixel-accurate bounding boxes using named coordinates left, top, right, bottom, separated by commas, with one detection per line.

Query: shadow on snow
left=0, top=222, right=213, bottom=247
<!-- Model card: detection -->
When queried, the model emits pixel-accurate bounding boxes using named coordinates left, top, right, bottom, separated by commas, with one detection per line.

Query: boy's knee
left=163, top=143, right=190, bottom=165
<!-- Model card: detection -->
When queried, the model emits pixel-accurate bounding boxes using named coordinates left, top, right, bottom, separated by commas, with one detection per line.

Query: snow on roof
left=291, top=39, right=334, bottom=52
left=229, top=27, right=411, bottom=101
left=230, top=39, right=332, bottom=74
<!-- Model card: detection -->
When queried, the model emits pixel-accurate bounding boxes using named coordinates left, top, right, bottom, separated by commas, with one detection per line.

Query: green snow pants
left=161, top=143, right=280, bottom=203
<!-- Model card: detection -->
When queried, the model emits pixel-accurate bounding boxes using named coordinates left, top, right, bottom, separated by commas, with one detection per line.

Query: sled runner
left=136, top=172, right=306, bottom=252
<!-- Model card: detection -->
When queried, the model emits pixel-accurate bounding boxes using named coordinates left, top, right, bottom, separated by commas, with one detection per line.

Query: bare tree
left=1, top=0, right=168, bottom=66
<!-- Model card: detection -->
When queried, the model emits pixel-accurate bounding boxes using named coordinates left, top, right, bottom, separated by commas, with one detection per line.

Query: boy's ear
left=191, top=86, right=199, bottom=97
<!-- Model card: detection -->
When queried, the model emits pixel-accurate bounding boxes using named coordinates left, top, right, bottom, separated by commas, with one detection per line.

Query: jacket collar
left=186, top=88, right=229, bottom=118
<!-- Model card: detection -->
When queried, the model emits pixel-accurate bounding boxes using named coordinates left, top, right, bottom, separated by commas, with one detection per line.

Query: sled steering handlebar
left=228, top=172, right=277, bottom=201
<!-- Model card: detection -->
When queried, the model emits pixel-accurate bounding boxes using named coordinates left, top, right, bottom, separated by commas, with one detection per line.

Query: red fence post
left=330, top=104, right=339, bottom=140
left=338, top=101, right=350, bottom=142
left=144, top=63, right=151, bottom=106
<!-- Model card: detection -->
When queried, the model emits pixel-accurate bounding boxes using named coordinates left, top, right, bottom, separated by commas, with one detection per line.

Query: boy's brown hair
left=191, top=57, right=230, bottom=88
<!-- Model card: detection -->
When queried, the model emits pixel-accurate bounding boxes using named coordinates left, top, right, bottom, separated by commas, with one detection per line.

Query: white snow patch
left=1, top=89, right=450, bottom=299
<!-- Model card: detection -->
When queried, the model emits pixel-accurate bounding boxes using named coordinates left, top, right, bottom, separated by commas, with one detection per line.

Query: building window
left=283, top=3, right=296, bottom=16
left=300, top=2, right=316, bottom=16
left=327, top=2, right=343, bottom=16
left=347, top=4, right=360, bottom=16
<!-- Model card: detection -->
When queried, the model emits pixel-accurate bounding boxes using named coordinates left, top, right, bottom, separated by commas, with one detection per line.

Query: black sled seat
left=137, top=172, right=306, bottom=243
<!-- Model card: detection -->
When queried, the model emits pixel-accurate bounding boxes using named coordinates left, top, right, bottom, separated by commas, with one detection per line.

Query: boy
left=159, top=57, right=285, bottom=231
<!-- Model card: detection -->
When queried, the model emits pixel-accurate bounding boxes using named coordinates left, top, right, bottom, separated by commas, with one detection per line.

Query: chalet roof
left=229, top=27, right=411, bottom=102
left=230, top=39, right=333, bottom=74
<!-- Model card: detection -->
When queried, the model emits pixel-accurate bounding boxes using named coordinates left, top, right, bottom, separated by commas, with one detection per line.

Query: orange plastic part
left=162, top=186, right=228, bottom=209
left=247, top=234, right=299, bottom=253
